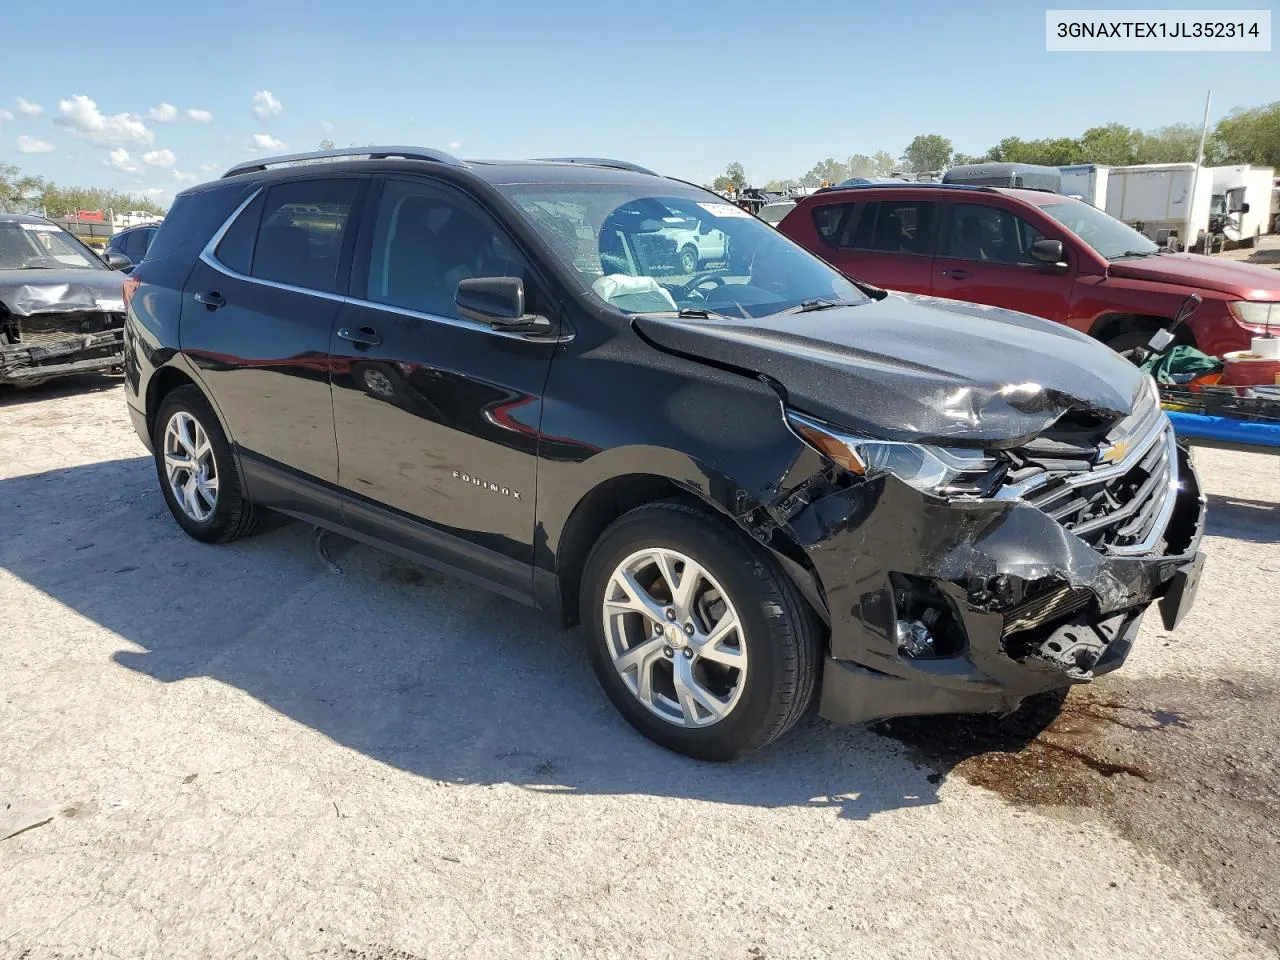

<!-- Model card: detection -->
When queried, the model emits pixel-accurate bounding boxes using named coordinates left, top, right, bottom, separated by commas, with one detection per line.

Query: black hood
left=0, top=268, right=126, bottom=317
left=632, top=291, right=1146, bottom=447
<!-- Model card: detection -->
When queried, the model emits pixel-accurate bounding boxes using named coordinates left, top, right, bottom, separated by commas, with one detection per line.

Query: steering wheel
left=672, top=272, right=727, bottom=302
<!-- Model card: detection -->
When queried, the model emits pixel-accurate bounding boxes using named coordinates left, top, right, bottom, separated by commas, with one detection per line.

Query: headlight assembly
left=785, top=410, right=999, bottom=495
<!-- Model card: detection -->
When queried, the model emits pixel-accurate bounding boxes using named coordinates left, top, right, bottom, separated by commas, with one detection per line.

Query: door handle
left=336, top=326, right=381, bottom=349
left=194, top=291, right=225, bottom=310
left=940, top=269, right=970, bottom=279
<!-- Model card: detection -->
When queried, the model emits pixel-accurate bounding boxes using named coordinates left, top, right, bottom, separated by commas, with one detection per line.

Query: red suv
left=778, top=184, right=1280, bottom=357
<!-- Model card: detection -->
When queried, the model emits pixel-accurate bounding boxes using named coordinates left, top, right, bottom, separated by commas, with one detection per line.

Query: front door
left=931, top=201, right=1076, bottom=322
left=180, top=175, right=364, bottom=483
left=329, top=176, right=557, bottom=596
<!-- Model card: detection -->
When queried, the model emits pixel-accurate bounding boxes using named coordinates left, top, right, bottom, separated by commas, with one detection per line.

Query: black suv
left=103, top=221, right=161, bottom=273
left=124, top=147, right=1206, bottom=760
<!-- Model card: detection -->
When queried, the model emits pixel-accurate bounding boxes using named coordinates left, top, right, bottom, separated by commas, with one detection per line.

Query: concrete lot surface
left=2, top=378, right=1278, bottom=960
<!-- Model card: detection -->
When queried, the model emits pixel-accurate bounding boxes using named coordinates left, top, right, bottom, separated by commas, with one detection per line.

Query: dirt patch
left=878, top=674, right=1280, bottom=947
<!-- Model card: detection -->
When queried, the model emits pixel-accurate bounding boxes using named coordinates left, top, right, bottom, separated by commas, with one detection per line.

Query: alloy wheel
left=601, top=547, right=747, bottom=727
left=163, top=410, right=219, bottom=523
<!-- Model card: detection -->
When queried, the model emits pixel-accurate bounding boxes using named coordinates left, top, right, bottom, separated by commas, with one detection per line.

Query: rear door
left=328, top=175, right=558, bottom=596
left=179, top=174, right=365, bottom=484
left=798, top=197, right=938, bottom=293
left=932, top=200, right=1076, bottom=321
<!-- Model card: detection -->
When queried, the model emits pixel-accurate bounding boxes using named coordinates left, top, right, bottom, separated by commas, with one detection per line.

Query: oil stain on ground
left=876, top=674, right=1280, bottom=951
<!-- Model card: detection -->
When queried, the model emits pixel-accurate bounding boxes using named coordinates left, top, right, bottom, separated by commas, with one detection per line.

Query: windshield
left=498, top=184, right=865, bottom=318
left=0, top=221, right=104, bottom=271
left=759, top=203, right=795, bottom=225
left=1039, top=200, right=1159, bottom=260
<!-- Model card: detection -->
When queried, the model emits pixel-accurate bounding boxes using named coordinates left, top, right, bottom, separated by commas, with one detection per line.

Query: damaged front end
left=767, top=380, right=1206, bottom=724
left=0, top=284, right=126, bottom=388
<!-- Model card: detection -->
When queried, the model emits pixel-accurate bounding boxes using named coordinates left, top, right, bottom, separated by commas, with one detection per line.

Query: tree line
left=712, top=99, right=1280, bottom=191
left=0, top=162, right=168, bottom=218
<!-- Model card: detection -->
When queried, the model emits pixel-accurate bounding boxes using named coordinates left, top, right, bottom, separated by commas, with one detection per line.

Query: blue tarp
left=1167, top=410, right=1280, bottom=450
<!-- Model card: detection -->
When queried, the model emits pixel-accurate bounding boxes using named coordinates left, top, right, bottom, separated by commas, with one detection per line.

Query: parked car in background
left=0, top=213, right=126, bottom=387
left=104, top=221, right=162, bottom=272
left=653, top=216, right=730, bottom=273
left=124, top=147, right=1204, bottom=760
left=757, top=199, right=797, bottom=228
left=779, top=182, right=1280, bottom=357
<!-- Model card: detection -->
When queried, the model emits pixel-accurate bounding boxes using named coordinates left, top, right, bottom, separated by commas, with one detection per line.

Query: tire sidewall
left=153, top=389, right=240, bottom=542
left=581, top=509, right=790, bottom=760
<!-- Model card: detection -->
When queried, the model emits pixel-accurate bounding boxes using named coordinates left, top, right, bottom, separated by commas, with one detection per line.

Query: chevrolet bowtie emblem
left=1100, top=439, right=1130, bottom=464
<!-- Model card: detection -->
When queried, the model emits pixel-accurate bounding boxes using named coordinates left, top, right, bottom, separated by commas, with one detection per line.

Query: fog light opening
left=896, top=618, right=937, bottom=659
left=889, top=573, right=966, bottom=659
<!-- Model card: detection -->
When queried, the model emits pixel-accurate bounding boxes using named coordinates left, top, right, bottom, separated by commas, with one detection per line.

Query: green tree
left=1134, top=123, right=1201, bottom=164
left=845, top=151, right=897, bottom=178
left=1212, top=101, right=1280, bottom=167
left=1077, top=123, right=1143, bottom=165
left=802, top=157, right=848, bottom=186
left=318, top=138, right=336, bottom=151
left=0, top=163, right=48, bottom=213
left=713, top=161, right=747, bottom=192
left=900, top=134, right=952, bottom=173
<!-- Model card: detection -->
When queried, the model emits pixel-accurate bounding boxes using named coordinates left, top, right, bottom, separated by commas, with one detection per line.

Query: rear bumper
left=787, top=446, right=1206, bottom=724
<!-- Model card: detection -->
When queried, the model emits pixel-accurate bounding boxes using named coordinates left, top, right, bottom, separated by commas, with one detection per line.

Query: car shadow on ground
left=1205, top=494, right=1280, bottom=544
left=2, top=456, right=1101, bottom=820
left=0, top=373, right=124, bottom=409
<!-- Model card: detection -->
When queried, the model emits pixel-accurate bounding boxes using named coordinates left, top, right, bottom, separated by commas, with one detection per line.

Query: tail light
left=122, top=275, right=141, bottom=311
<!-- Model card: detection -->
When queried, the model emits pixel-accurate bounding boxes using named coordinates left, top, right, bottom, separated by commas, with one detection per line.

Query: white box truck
left=1105, top=163, right=1214, bottom=253
left=1059, top=164, right=1110, bottom=207
left=1209, top=164, right=1275, bottom=247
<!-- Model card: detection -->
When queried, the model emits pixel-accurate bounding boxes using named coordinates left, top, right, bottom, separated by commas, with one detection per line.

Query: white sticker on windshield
left=19, top=223, right=61, bottom=232
left=697, top=202, right=753, bottom=219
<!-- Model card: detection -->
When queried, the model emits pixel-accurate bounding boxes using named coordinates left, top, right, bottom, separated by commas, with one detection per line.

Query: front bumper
left=786, top=445, right=1206, bottom=724
left=0, top=329, right=124, bottom=386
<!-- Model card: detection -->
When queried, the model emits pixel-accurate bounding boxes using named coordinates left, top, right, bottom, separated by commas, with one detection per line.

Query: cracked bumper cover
left=784, top=446, right=1206, bottom=724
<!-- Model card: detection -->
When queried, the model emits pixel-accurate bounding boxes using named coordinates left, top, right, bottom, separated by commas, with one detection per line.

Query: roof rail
left=533, top=157, right=658, bottom=176
left=816, top=182, right=993, bottom=194
left=222, top=145, right=464, bottom=179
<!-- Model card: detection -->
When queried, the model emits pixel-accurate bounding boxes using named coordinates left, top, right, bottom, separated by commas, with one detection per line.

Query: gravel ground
left=1, top=377, right=1277, bottom=960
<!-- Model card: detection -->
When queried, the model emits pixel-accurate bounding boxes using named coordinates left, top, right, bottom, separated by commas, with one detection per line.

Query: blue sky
left=2, top=0, right=1275, bottom=202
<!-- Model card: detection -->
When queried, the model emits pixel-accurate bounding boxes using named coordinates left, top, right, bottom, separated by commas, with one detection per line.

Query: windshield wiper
left=1108, top=249, right=1161, bottom=260
left=676, top=307, right=725, bottom=319
left=783, top=298, right=862, bottom=314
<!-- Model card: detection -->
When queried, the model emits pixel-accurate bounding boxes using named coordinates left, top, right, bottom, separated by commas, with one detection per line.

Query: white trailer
left=1105, top=163, right=1214, bottom=253
left=1209, top=164, right=1275, bottom=247
left=1059, top=164, right=1110, bottom=207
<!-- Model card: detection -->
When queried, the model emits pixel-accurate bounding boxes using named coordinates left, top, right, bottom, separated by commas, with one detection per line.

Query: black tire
left=580, top=501, right=822, bottom=761
left=153, top=385, right=259, bottom=543
left=1104, top=329, right=1160, bottom=364
left=679, top=245, right=699, bottom=275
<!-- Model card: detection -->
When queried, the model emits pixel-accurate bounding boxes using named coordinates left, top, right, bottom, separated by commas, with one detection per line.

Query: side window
left=944, top=203, right=1046, bottom=265
left=811, top=203, right=849, bottom=247
left=250, top=179, right=358, bottom=292
left=122, top=229, right=149, bottom=261
left=364, top=179, right=527, bottom=320
left=215, top=194, right=265, bottom=274
left=852, top=200, right=935, bottom=255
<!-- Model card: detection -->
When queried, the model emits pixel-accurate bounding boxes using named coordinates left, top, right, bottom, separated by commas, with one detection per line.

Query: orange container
left=1219, top=352, right=1280, bottom=387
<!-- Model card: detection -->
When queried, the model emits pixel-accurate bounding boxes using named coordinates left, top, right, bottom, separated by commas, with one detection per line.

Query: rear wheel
left=153, top=386, right=259, bottom=543
left=580, top=502, right=822, bottom=761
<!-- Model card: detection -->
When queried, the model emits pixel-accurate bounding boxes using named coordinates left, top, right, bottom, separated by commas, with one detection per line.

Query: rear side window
left=811, top=204, right=850, bottom=246
left=852, top=200, right=936, bottom=255
left=215, top=194, right=265, bottom=274
left=121, top=229, right=150, bottom=261
left=250, top=179, right=358, bottom=293
left=145, top=187, right=244, bottom=263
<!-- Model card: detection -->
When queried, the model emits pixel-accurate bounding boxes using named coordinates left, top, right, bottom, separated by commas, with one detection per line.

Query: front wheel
left=580, top=502, right=822, bottom=761
left=679, top=245, right=699, bottom=275
left=1104, top=329, right=1162, bottom=364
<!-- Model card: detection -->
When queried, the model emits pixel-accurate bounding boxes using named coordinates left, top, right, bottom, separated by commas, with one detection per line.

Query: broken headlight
left=786, top=410, right=999, bottom=496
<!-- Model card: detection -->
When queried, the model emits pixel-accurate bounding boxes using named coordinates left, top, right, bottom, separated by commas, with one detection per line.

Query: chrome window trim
left=197, top=185, right=571, bottom=343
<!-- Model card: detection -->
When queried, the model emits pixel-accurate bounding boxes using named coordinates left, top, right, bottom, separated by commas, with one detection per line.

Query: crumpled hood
left=0, top=268, right=126, bottom=317
left=632, top=291, right=1146, bottom=446
left=1107, top=253, right=1280, bottom=299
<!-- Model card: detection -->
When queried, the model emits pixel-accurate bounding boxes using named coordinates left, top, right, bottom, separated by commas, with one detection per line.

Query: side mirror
left=1029, top=238, right=1065, bottom=266
left=455, top=276, right=550, bottom=332
left=1240, top=202, right=1251, bottom=214
left=103, top=251, right=133, bottom=271
left=698, top=220, right=711, bottom=236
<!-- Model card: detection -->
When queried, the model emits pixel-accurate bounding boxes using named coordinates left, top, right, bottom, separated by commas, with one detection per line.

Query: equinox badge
left=452, top=470, right=522, bottom=500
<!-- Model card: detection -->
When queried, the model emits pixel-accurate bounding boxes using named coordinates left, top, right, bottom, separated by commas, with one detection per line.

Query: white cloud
left=17, top=134, right=55, bottom=153
left=142, top=148, right=176, bottom=167
left=53, top=95, right=154, bottom=148
left=198, top=162, right=220, bottom=172
left=149, top=102, right=178, bottom=123
left=0, top=109, right=13, bottom=123
left=320, top=119, right=334, bottom=131
left=107, top=148, right=140, bottom=172
left=186, top=108, right=212, bottom=123
left=249, top=132, right=285, bottom=151
left=173, top=170, right=199, bottom=183
left=252, top=90, right=282, bottom=122
left=16, top=98, right=43, bottom=116
left=448, top=141, right=461, bottom=150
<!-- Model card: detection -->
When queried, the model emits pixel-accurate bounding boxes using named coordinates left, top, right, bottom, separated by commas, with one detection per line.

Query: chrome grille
left=998, top=386, right=1179, bottom=557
